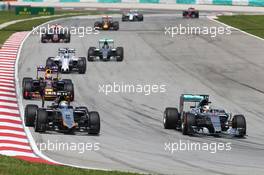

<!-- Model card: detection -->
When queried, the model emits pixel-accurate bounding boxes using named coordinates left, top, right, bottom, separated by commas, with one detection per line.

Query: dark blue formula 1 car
left=163, top=94, right=246, bottom=137
left=24, top=93, right=100, bottom=135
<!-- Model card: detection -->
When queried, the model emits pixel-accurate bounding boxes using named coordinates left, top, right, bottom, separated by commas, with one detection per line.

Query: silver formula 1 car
left=24, top=93, right=100, bottom=135
left=122, top=10, right=143, bottom=22
left=163, top=94, right=246, bottom=137
left=87, top=39, right=124, bottom=62
left=46, top=48, right=86, bottom=74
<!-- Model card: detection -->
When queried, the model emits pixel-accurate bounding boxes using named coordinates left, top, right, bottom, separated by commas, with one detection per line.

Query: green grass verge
left=0, top=10, right=117, bottom=45
left=217, top=15, right=264, bottom=39
left=0, top=155, right=141, bottom=175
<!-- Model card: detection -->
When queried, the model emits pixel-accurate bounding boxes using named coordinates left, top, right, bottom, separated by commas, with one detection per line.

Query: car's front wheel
left=34, top=109, right=47, bottom=132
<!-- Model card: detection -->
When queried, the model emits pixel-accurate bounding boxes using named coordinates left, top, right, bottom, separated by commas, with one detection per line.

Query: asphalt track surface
left=18, top=14, right=264, bottom=175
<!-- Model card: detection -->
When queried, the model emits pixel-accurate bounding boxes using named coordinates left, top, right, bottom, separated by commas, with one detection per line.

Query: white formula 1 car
left=46, top=48, right=86, bottom=74
left=122, top=10, right=144, bottom=22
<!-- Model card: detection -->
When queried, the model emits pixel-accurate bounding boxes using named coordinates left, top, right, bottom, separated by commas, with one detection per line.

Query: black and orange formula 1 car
left=94, top=16, right=119, bottom=31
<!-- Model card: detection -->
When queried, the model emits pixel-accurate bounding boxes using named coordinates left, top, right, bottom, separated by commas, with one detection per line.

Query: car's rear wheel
left=88, top=47, right=96, bottom=62
left=64, top=81, right=74, bottom=101
left=195, top=12, right=199, bottom=18
left=22, top=77, right=32, bottom=88
left=138, top=15, right=143, bottom=21
left=232, top=115, right=246, bottom=137
left=88, top=111, right=100, bottom=135
left=122, top=15, right=127, bottom=21
left=35, top=109, right=47, bottom=132
left=163, top=108, right=179, bottom=129
left=41, top=34, right=46, bottom=43
left=116, top=47, right=124, bottom=62
left=65, top=33, right=71, bottom=43
left=24, top=104, right=38, bottom=127
left=23, top=78, right=33, bottom=99
left=78, top=57, right=86, bottom=74
left=94, top=21, right=101, bottom=29
left=113, top=21, right=119, bottom=30
left=46, top=57, right=55, bottom=68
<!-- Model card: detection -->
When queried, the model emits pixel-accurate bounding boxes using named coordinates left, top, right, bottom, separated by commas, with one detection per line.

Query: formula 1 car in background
left=24, top=93, right=100, bottom=135
left=46, top=48, right=86, bottom=74
left=22, top=66, right=74, bottom=101
left=183, top=8, right=199, bottom=18
left=94, top=16, right=119, bottom=30
left=88, top=39, right=124, bottom=62
left=163, top=94, right=246, bottom=137
left=41, top=24, right=71, bottom=43
left=122, top=10, right=144, bottom=22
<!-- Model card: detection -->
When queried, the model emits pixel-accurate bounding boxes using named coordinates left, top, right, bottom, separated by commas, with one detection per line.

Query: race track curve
left=18, top=13, right=264, bottom=175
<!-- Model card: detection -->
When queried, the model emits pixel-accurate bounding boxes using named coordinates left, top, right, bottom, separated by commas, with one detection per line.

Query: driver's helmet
left=45, top=69, right=52, bottom=79
left=59, top=101, right=68, bottom=108
left=64, top=52, right=69, bottom=59
left=203, top=105, right=210, bottom=113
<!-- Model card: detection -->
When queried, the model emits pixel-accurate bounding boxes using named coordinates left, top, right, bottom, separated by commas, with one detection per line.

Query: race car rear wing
left=179, top=94, right=209, bottom=113
left=41, top=91, right=71, bottom=108
left=99, top=39, right=114, bottom=43
left=58, top=48, right=76, bottom=54
left=36, top=66, right=59, bottom=79
left=37, top=66, right=58, bottom=72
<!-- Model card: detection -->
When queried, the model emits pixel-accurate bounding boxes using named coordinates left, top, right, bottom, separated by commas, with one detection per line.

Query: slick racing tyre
left=116, top=47, right=124, bottom=62
left=94, top=21, right=101, bottom=29
left=113, top=21, right=119, bottom=30
left=35, top=109, right=47, bottom=132
left=232, top=115, right=246, bottom=137
left=88, top=111, right=100, bottom=135
left=78, top=57, right=86, bottom=74
left=22, top=77, right=32, bottom=88
left=41, top=34, right=47, bottom=43
left=163, top=108, right=179, bottom=129
left=63, top=81, right=74, bottom=101
left=138, top=15, right=143, bottom=21
left=22, top=78, right=33, bottom=99
left=24, top=104, right=38, bottom=127
left=65, top=33, right=71, bottom=43
left=46, top=57, right=55, bottom=68
left=88, top=47, right=96, bottom=62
